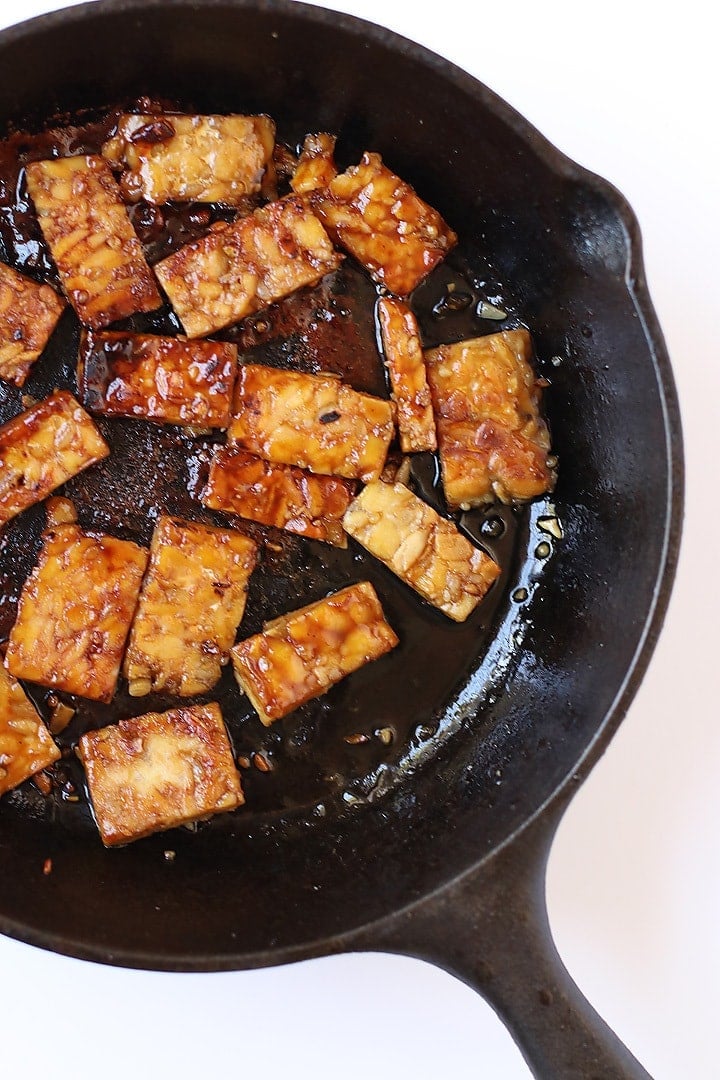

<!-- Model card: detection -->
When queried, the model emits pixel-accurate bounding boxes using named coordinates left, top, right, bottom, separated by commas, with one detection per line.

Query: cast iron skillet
left=0, top=2, right=682, bottom=1076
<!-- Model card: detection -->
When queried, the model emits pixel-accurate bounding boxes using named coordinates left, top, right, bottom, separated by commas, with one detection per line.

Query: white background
left=0, top=1, right=717, bottom=1077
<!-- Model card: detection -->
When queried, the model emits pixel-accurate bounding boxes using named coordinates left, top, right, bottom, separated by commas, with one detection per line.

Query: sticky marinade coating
left=342, top=481, right=500, bottom=622
left=154, top=195, right=342, bottom=338
left=0, top=390, right=109, bottom=527
left=290, top=133, right=338, bottom=196
left=203, top=445, right=354, bottom=547
left=123, top=516, right=258, bottom=698
left=25, top=155, right=162, bottom=328
left=101, top=113, right=276, bottom=205
left=314, top=152, right=456, bottom=296
left=377, top=296, right=437, bottom=453
left=77, top=702, right=244, bottom=847
left=78, top=330, right=238, bottom=429
left=425, top=329, right=555, bottom=507
left=5, top=524, right=148, bottom=702
left=231, top=581, right=398, bottom=726
left=0, top=665, right=60, bottom=796
left=229, top=364, right=394, bottom=483
left=0, top=261, right=65, bottom=386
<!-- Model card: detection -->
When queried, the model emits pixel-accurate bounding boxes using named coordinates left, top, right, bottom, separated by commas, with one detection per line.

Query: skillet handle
left=356, top=801, right=652, bottom=1079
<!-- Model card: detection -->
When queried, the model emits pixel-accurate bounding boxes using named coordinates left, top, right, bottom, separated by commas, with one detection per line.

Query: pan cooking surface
left=0, top=103, right=558, bottom=843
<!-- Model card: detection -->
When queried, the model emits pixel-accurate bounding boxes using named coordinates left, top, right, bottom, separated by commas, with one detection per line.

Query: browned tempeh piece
left=77, top=702, right=244, bottom=846
left=203, top=445, right=354, bottom=547
left=314, top=152, right=456, bottom=296
left=0, top=390, right=109, bottom=526
left=0, top=261, right=65, bottom=386
left=25, top=155, right=162, bottom=328
left=154, top=195, right=341, bottom=338
left=102, top=113, right=276, bottom=205
left=229, top=364, right=394, bottom=482
left=5, top=524, right=148, bottom=702
left=342, top=481, right=500, bottom=622
left=78, top=330, right=238, bottom=429
left=290, top=133, right=338, bottom=195
left=0, top=665, right=60, bottom=796
left=123, top=516, right=258, bottom=697
left=425, top=329, right=555, bottom=507
left=377, top=296, right=436, bottom=453
left=231, top=581, right=398, bottom=725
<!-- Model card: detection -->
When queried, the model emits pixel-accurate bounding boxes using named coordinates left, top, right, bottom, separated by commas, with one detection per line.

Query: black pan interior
left=0, top=0, right=681, bottom=968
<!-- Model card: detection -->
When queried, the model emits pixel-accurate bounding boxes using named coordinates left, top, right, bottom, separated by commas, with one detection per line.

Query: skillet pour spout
left=0, top=2, right=682, bottom=1078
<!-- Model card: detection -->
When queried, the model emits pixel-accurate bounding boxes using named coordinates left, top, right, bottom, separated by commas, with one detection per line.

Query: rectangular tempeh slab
left=154, top=195, right=341, bottom=338
left=102, top=113, right=276, bottom=204
left=0, top=664, right=60, bottom=796
left=78, top=330, right=238, bottom=429
left=0, top=390, right=109, bottom=526
left=229, top=364, right=394, bottom=482
left=203, top=445, right=354, bottom=547
left=231, top=581, right=398, bottom=725
left=342, top=481, right=500, bottom=622
left=5, top=524, right=148, bottom=702
left=78, top=702, right=244, bottom=846
left=123, top=516, right=258, bottom=697
left=424, top=329, right=555, bottom=507
left=377, top=296, right=436, bottom=453
left=0, top=261, right=65, bottom=386
left=315, top=152, right=456, bottom=296
left=25, top=154, right=162, bottom=328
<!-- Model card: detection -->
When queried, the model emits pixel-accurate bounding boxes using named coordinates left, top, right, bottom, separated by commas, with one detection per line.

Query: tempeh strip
left=229, top=364, right=394, bottom=483
left=78, top=330, right=238, bottom=429
left=342, top=481, right=500, bottom=622
left=0, top=665, right=60, bottom=796
left=0, top=261, right=65, bottom=386
left=314, top=152, right=456, bottom=296
left=102, top=113, right=276, bottom=205
left=154, top=195, right=341, bottom=338
left=78, top=703, right=244, bottom=847
left=123, top=516, right=258, bottom=697
left=231, top=581, right=398, bottom=725
left=203, top=446, right=354, bottom=547
left=290, top=133, right=338, bottom=195
left=377, top=296, right=436, bottom=453
left=5, top=524, right=148, bottom=702
left=25, top=154, right=161, bottom=328
left=425, top=329, right=555, bottom=507
left=0, top=390, right=109, bottom=526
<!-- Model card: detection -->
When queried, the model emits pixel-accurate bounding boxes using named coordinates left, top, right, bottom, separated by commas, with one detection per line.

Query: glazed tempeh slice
left=290, top=133, right=338, bottom=196
left=0, top=390, right=109, bottom=527
left=229, top=365, right=394, bottom=483
left=425, top=329, right=555, bottom=507
left=0, top=261, right=65, bottom=386
left=123, top=516, right=258, bottom=697
left=315, top=152, right=456, bottom=296
left=203, top=445, right=354, bottom=547
left=0, top=665, right=60, bottom=796
left=77, top=702, right=244, bottom=846
left=154, top=195, right=341, bottom=338
left=102, top=113, right=276, bottom=205
left=78, top=330, right=238, bottom=429
left=342, top=481, right=500, bottom=622
left=377, top=297, right=436, bottom=453
left=5, top=524, right=148, bottom=702
left=231, top=581, right=398, bottom=726
left=25, top=155, right=162, bottom=328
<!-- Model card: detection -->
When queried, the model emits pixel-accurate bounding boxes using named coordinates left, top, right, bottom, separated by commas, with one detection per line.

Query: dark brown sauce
left=0, top=103, right=556, bottom=838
